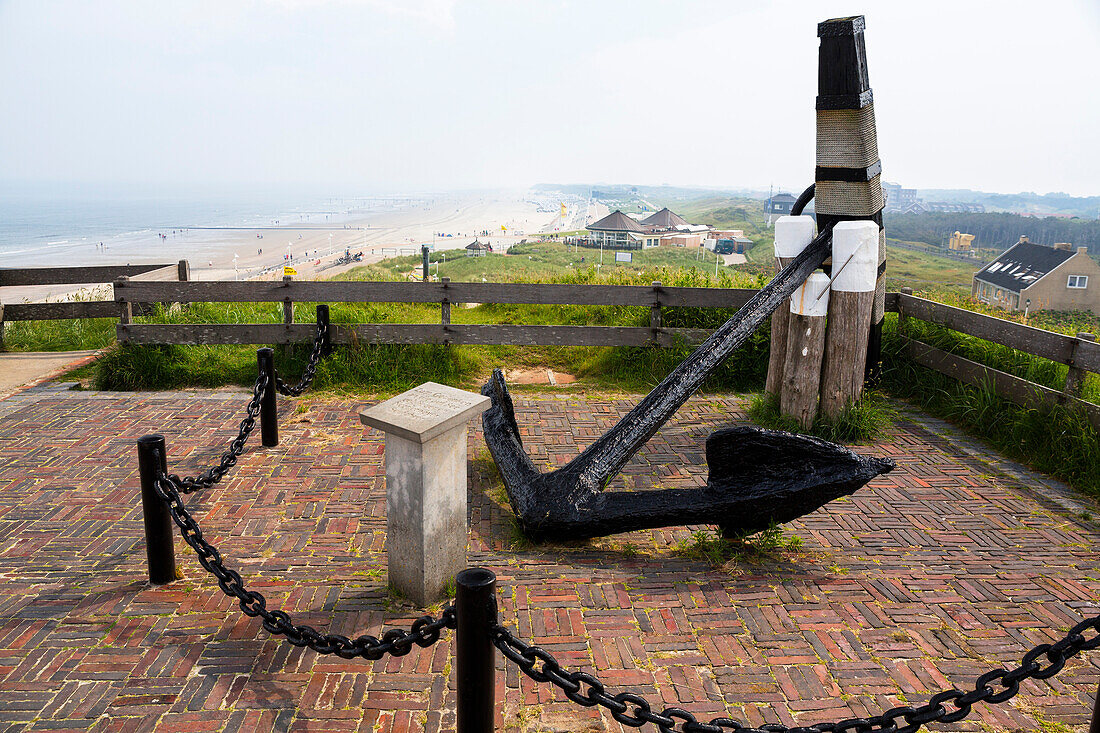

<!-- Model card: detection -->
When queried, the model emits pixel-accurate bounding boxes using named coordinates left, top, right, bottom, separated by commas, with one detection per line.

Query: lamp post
left=1024, top=298, right=1031, bottom=322
left=233, top=253, right=239, bottom=281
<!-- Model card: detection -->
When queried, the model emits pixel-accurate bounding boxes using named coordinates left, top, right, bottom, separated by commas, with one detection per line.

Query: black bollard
left=257, top=347, right=278, bottom=447
left=316, top=304, right=331, bottom=356
left=422, top=245, right=430, bottom=282
left=456, top=568, right=497, bottom=733
left=137, top=434, right=176, bottom=584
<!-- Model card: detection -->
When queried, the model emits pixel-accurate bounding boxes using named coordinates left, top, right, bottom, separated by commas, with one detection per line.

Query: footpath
left=0, top=350, right=98, bottom=399
left=0, top=381, right=1096, bottom=732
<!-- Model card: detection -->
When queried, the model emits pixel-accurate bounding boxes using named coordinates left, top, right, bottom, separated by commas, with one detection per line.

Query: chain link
left=167, top=371, right=268, bottom=494
left=492, top=614, right=1099, bottom=733
left=152, top=458, right=455, bottom=659
left=275, top=321, right=328, bottom=397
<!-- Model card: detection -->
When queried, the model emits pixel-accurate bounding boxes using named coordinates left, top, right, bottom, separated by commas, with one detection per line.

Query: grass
left=882, top=245, right=980, bottom=297
left=676, top=522, right=806, bottom=568
left=746, top=390, right=895, bottom=444
left=343, top=239, right=738, bottom=283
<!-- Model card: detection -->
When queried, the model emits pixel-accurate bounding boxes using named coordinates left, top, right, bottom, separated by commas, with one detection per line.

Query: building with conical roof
left=586, top=210, right=660, bottom=250
left=641, top=208, right=689, bottom=229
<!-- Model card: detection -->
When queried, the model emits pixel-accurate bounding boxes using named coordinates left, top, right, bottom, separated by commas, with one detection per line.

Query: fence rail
left=0, top=262, right=189, bottom=329
left=896, top=290, right=1100, bottom=429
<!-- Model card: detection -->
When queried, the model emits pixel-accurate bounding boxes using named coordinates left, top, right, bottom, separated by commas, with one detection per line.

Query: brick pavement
left=0, top=384, right=1097, bottom=732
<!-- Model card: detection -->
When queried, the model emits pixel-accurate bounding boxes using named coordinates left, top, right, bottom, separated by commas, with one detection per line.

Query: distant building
left=925, top=201, right=986, bottom=213
left=586, top=210, right=659, bottom=250
left=949, top=231, right=975, bottom=251
left=465, top=239, right=490, bottom=257
left=883, top=182, right=920, bottom=212
left=641, top=208, right=688, bottom=229
left=972, top=236, right=1100, bottom=314
left=764, top=193, right=797, bottom=225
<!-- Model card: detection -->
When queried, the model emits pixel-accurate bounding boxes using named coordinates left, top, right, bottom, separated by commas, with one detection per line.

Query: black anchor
left=481, top=225, right=894, bottom=541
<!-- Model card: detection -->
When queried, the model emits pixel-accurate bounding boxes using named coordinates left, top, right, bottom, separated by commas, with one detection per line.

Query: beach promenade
left=0, top=382, right=1097, bottom=732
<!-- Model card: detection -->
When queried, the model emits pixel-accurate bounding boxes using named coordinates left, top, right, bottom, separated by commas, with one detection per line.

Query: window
left=1068, top=275, right=1088, bottom=288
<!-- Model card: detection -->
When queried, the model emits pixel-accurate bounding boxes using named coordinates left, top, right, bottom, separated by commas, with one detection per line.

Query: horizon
left=2, top=1, right=1098, bottom=197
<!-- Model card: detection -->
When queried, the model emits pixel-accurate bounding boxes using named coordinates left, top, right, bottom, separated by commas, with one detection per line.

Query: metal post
left=316, top=304, right=331, bottom=356
left=456, top=567, right=497, bottom=733
left=1090, top=680, right=1100, bottom=733
left=257, top=347, right=278, bottom=447
left=137, top=434, right=176, bottom=584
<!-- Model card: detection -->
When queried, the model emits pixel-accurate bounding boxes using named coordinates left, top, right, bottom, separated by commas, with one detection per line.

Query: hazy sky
left=1, top=0, right=1098, bottom=196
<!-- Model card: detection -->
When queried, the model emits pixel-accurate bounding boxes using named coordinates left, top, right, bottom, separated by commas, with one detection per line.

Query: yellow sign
left=283, top=266, right=297, bottom=277
left=500, top=224, right=507, bottom=232
left=560, top=202, right=567, bottom=217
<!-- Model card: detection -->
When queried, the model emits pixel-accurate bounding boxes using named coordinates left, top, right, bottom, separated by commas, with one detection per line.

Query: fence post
left=1064, top=332, right=1096, bottom=400
left=442, top=277, right=451, bottom=325
left=282, top=275, right=295, bottom=358
left=116, top=276, right=133, bottom=327
left=898, top=287, right=913, bottom=332
left=177, top=260, right=190, bottom=282
left=0, top=300, right=5, bottom=352
left=650, top=281, right=662, bottom=344
left=820, top=221, right=878, bottom=418
left=781, top=272, right=829, bottom=428
left=813, top=16, right=885, bottom=385
left=257, top=348, right=278, bottom=447
left=137, top=434, right=176, bottom=585
left=456, top=567, right=497, bottom=733
left=423, top=246, right=430, bottom=283
left=316, top=304, right=331, bottom=356
left=766, top=216, right=815, bottom=397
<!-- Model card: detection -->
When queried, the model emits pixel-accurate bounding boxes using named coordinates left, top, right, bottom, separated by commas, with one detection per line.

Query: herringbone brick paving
left=0, top=384, right=1096, bottom=732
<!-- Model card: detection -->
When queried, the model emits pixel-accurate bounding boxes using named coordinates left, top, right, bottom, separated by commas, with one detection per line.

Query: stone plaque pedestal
left=359, top=382, right=490, bottom=606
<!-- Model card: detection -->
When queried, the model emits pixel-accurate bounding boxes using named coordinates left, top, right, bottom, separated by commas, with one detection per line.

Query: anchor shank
left=564, top=228, right=832, bottom=490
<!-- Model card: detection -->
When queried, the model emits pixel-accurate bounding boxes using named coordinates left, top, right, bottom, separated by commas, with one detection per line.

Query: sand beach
left=2, top=191, right=566, bottom=304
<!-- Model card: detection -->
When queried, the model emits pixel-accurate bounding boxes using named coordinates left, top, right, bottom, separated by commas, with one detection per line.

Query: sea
left=0, top=182, right=389, bottom=269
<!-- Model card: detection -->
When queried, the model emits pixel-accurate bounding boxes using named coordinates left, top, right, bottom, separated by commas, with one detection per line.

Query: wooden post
left=441, top=277, right=451, bottom=325
left=820, top=221, right=879, bottom=417
left=781, top=271, right=830, bottom=428
left=0, top=300, right=5, bottom=352
left=651, top=281, right=662, bottom=339
left=898, top=286, right=913, bottom=331
left=1064, top=332, right=1096, bottom=400
left=766, top=216, right=816, bottom=396
left=282, top=275, right=294, bottom=356
left=813, top=16, right=885, bottom=385
left=116, top=276, right=132, bottom=328
left=177, top=259, right=190, bottom=282
left=282, top=275, right=294, bottom=326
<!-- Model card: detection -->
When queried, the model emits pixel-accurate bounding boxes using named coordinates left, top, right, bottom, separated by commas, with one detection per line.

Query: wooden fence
left=0, top=262, right=190, bottom=322
left=109, top=277, right=1100, bottom=427
left=113, top=277, right=761, bottom=348
left=896, top=288, right=1100, bottom=429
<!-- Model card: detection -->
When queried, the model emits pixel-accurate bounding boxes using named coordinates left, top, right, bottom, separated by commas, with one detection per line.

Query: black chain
left=152, top=459, right=455, bottom=658
left=492, top=614, right=1100, bottom=733
left=275, top=321, right=328, bottom=397
left=166, top=371, right=268, bottom=494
